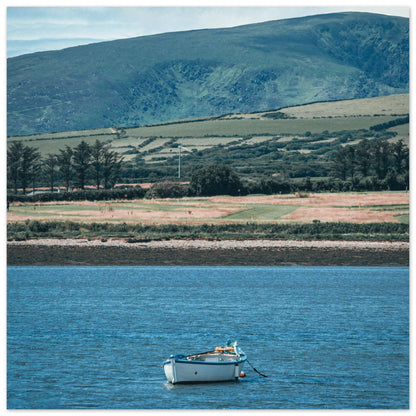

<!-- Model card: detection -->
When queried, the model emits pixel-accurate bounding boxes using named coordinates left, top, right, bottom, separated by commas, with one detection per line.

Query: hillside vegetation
left=8, top=93, right=409, bottom=186
left=7, top=12, right=408, bottom=136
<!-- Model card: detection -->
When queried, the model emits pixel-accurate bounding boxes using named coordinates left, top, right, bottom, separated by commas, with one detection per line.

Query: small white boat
left=163, top=341, right=247, bottom=384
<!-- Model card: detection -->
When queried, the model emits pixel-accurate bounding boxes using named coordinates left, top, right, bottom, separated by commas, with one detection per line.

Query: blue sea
left=7, top=266, right=408, bottom=409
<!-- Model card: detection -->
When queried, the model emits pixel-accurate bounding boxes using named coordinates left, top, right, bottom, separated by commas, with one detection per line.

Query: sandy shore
left=7, top=238, right=409, bottom=266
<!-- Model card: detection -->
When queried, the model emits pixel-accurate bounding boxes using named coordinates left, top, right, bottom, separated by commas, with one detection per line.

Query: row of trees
left=7, top=140, right=124, bottom=194
left=185, top=139, right=409, bottom=196
left=7, top=136, right=409, bottom=197
left=331, top=138, right=409, bottom=186
left=7, top=160, right=410, bottom=204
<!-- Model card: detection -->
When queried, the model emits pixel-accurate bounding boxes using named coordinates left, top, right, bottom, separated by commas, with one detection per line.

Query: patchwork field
left=7, top=191, right=409, bottom=225
left=8, top=94, right=409, bottom=162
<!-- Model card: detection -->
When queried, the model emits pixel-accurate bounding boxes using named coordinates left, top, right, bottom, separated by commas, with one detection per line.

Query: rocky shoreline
left=7, top=239, right=409, bottom=267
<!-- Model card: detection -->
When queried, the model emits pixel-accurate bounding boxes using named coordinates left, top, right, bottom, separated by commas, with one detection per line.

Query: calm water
left=7, top=266, right=408, bottom=409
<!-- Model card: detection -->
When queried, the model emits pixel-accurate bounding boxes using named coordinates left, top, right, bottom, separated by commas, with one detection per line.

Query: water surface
left=7, top=266, right=408, bottom=409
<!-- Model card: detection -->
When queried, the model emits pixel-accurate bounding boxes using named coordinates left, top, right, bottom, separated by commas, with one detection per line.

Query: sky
left=5, top=1, right=410, bottom=58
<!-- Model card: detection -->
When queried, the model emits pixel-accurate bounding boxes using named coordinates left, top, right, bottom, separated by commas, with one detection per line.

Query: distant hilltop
left=7, top=12, right=409, bottom=137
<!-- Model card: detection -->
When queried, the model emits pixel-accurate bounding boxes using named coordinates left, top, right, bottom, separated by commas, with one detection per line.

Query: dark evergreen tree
left=44, top=154, right=58, bottom=192
left=19, top=145, right=41, bottom=194
left=392, top=139, right=407, bottom=175
left=102, top=146, right=124, bottom=189
left=73, top=141, right=91, bottom=189
left=57, top=145, right=73, bottom=192
left=7, top=142, right=24, bottom=194
left=356, top=138, right=371, bottom=177
left=91, top=140, right=104, bottom=189
left=331, top=147, right=348, bottom=181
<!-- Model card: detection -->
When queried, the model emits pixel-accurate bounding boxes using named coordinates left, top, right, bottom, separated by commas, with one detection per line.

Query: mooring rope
left=246, top=359, right=269, bottom=377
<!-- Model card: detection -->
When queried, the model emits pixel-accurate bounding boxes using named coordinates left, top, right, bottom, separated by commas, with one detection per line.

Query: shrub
left=189, top=164, right=242, bottom=196
left=145, top=181, right=189, bottom=199
left=6, top=220, right=409, bottom=241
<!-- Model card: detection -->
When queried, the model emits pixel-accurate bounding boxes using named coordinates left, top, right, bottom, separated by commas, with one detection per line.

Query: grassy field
left=8, top=94, right=409, bottom=162
left=126, top=116, right=393, bottom=138
left=224, top=204, right=299, bottom=221
left=7, top=94, right=409, bottom=186
left=8, top=191, right=409, bottom=226
left=7, top=191, right=409, bottom=243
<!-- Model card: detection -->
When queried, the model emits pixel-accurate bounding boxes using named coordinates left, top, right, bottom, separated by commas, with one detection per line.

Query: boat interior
left=186, top=350, right=238, bottom=362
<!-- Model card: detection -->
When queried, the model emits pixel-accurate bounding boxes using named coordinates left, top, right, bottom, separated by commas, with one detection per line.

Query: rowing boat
left=163, top=341, right=246, bottom=384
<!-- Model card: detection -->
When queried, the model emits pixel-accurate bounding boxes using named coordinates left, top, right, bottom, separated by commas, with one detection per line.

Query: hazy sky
left=6, top=1, right=410, bottom=58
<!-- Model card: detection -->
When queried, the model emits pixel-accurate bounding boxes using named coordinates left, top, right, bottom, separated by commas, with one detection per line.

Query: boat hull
left=163, top=355, right=246, bottom=384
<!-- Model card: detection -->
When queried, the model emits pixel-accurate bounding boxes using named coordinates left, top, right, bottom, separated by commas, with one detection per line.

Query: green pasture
left=9, top=200, right=300, bottom=223
left=126, top=115, right=397, bottom=138
left=10, top=203, right=102, bottom=218
left=9, top=114, right=400, bottom=158
left=9, top=199, right=234, bottom=218
left=7, top=127, right=112, bottom=142
left=12, top=134, right=113, bottom=155
left=8, top=192, right=409, bottom=227
left=179, top=136, right=241, bottom=146
left=368, top=203, right=409, bottom=224
left=224, top=204, right=299, bottom=221
left=394, top=214, right=409, bottom=224
left=388, top=124, right=409, bottom=144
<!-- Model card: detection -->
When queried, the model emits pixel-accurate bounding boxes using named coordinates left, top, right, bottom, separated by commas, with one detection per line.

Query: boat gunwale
left=163, top=352, right=247, bottom=367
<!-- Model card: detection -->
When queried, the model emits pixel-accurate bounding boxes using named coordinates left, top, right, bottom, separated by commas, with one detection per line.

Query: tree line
left=7, top=140, right=124, bottom=194
left=7, top=136, right=409, bottom=198
left=331, top=138, right=409, bottom=190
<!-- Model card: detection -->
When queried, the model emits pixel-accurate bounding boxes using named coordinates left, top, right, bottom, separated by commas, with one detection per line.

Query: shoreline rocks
left=7, top=239, right=409, bottom=267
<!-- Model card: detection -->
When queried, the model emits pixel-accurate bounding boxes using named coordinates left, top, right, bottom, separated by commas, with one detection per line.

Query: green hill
left=7, top=12, right=408, bottom=137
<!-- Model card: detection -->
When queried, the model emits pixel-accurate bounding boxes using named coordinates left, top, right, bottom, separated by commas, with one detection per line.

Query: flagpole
left=178, top=145, right=182, bottom=179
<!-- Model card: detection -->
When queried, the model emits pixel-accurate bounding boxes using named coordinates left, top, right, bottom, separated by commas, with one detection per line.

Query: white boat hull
left=163, top=348, right=246, bottom=384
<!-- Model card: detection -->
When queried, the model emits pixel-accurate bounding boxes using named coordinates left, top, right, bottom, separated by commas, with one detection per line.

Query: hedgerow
left=7, top=221, right=409, bottom=242
left=7, top=187, right=146, bottom=203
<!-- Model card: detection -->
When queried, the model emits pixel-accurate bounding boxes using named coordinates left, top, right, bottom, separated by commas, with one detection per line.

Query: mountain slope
left=7, top=12, right=409, bottom=136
